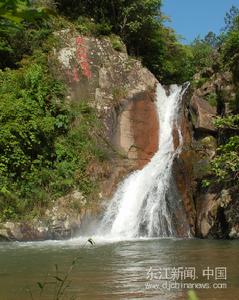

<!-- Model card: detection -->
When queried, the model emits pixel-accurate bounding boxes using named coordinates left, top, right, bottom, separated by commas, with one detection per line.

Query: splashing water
left=97, top=83, right=190, bottom=238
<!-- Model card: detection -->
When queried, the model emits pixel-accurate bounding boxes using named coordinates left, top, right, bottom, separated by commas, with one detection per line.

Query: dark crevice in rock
left=209, top=207, right=230, bottom=239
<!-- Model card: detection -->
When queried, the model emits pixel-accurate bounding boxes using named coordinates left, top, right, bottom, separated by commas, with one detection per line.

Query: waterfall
left=97, top=83, right=190, bottom=238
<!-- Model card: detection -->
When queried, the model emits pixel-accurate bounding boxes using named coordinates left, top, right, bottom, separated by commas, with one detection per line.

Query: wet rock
left=229, top=225, right=239, bottom=239
left=0, top=228, right=12, bottom=241
left=196, top=188, right=239, bottom=239
left=114, top=91, right=159, bottom=168
left=196, top=193, right=218, bottom=238
left=172, top=90, right=197, bottom=236
left=0, top=190, right=90, bottom=241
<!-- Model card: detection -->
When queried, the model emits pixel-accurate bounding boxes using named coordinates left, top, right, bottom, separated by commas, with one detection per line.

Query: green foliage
left=159, top=40, right=194, bottom=84
left=204, top=31, right=220, bottom=48
left=0, top=0, right=55, bottom=69
left=0, top=0, right=55, bottom=26
left=205, top=93, right=217, bottom=107
left=221, top=16, right=239, bottom=96
left=209, top=115, right=239, bottom=187
left=200, top=7, right=239, bottom=189
left=213, top=114, right=239, bottom=129
left=190, top=37, right=215, bottom=72
left=0, top=54, right=63, bottom=219
left=219, top=9, right=239, bottom=112
left=0, top=52, right=105, bottom=221
left=109, top=34, right=124, bottom=51
left=223, top=5, right=239, bottom=32
left=192, top=77, right=207, bottom=89
left=188, top=290, right=199, bottom=300
left=75, top=16, right=112, bottom=36
left=211, top=136, right=239, bottom=185
left=55, top=0, right=194, bottom=84
left=0, top=0, right=31, bottom=25
left=201, top=179, right=210, bottom=188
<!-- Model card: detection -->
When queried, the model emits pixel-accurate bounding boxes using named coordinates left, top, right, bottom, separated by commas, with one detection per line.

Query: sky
left=162, top=0, right=239, bottom=43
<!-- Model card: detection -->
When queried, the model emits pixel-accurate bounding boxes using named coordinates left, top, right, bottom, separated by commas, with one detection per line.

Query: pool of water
left=0, top=238, right=238, bottom=300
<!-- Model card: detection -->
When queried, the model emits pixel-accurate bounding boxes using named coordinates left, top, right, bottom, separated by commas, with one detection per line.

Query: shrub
left=0, top=51, right=106, bottom=221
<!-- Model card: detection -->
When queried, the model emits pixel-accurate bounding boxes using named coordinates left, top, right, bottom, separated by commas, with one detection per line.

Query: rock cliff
left=0, top=32, right=159, bottom=241
left=181, top=71, right=239, bottom=239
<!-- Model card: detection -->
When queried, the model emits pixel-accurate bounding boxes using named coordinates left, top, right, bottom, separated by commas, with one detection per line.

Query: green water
left=0, top=238, right=238, bottom=300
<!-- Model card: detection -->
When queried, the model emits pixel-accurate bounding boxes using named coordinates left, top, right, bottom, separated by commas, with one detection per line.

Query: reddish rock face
left=130, top=93, right=159, bottom=168
left=172, top=96, right=197, bottom=235
left=115, top=91, right=159, bottom=169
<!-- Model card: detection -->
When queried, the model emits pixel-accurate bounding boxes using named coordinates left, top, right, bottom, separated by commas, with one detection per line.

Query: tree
left=204, top=31, right=219, bottom=48
left=190, top=37, right=215, bottom=72
left=55, top=0, right=193, bottom=83
left=211, top=116, right=239, bottom=186
left=0, top=0, right=51, bottom=69
left=223, top=5, right=239, bottom=32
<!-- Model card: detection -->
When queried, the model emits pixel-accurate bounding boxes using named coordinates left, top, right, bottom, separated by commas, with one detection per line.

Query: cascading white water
left=97, top=83, right=190, bottom=238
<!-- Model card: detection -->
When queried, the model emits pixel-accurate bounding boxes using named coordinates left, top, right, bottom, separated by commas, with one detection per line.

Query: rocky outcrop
left=0, top=191, right=89, bottom=241
left=172, top=89, right=197, bottom=235
left=185, top=70, right=239, bottom=240
left=0, top=32, right=159, bottom=241
left=191, top=96, right=217, bottom=134
left=173, top=156, right=196, bottom=235
left=194, top=70, right=236, bottom=114
left=172, top=87, right=218, bottom=237
left=55, top=32, right=161, bottom=237
left=196, top=188, right=239, bottom=239
left=55, top=31, right=159, bottom=201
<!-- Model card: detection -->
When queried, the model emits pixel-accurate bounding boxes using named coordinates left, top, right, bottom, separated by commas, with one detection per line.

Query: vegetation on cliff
left=199, top=9, right=239, bottom=189
left=0, top=51, right=107, bottom=220
left=0, top=1, right=109, bottom=220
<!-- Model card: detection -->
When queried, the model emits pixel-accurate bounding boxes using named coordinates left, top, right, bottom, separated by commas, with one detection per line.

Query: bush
left=109, top=34, right=124, bottom=51
left=0, top=0, right=52, bottom=69
left=209, top=115, right=239, bottom=187
left=0, top=51, right=106, bottom=221
left=74, top=16, right=112, bottom=36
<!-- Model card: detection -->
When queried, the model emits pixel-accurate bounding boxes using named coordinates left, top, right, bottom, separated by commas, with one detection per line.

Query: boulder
left=196, top=193, right=219, bottom=238
left=196, top=188, right=239, bottom=239
left=191, top=95, right=217, bottom=133
left=0, top=190, right=91, bottom=241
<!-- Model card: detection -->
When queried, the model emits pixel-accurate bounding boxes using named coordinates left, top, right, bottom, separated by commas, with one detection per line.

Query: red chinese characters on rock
left=65, top=36, right=92, bottom=83
left=75, top=36, right=92, bottom=80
